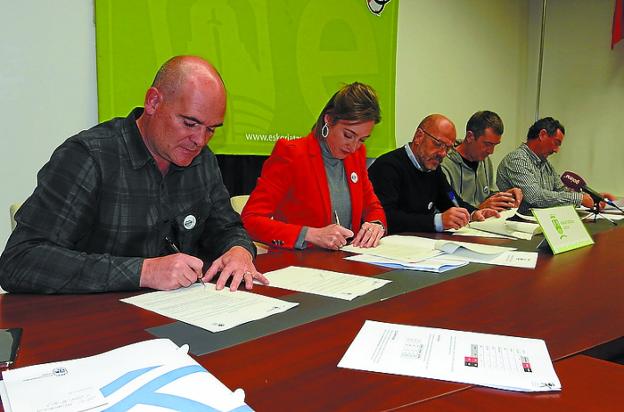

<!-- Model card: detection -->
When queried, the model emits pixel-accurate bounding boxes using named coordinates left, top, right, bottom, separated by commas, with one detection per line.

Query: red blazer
left=242, top=133, right=386, bottom=249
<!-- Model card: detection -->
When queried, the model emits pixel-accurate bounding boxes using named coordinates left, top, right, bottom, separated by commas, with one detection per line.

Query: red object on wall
left=613, top=0, right=624, bottom=48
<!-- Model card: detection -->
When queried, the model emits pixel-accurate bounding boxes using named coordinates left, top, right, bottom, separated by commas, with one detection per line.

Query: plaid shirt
left=0, top=108, right=255, bottom=294
left=496, top=144, right=582, bottom=214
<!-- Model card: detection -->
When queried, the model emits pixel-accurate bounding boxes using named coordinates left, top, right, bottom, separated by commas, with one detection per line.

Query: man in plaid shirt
left=0, top=56, right=269, bottom=294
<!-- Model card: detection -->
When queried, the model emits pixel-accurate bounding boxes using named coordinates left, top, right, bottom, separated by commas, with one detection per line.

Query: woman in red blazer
left=242, top=83, right=387, bottom=250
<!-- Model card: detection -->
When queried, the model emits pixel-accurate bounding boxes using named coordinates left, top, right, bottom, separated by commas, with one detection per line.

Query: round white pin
left=183, top=215, right=196, bottom=230
left=350, top=172, right=358, bottom=183
left=428, top=201, right=434, bottom=210
left=484, top=186, right=490, bottom=194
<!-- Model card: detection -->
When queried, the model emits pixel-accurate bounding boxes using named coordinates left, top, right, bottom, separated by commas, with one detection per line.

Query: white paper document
left=0, top=339, right=252, bottom=412
left=342, top=235, right=442, bottom=262
left=338, top=320, right=561, bottom=392
left=443, top=249, right=538, bottom=269
left=342, top=235, right=533, bottom=268
left=468, top=219, right=541, bottom=240
left=262, top=266, right=391, bottom=300
left=344, top=254, right=469, bottom=273
left=342, top=235, right=513, bottom=262
left=449, top=226, right=512, bottom=239
left=121, top=284, right=298, bottom=332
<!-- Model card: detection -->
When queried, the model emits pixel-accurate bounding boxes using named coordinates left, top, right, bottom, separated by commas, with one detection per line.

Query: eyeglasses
left=419, top=128, right=454, bottom=152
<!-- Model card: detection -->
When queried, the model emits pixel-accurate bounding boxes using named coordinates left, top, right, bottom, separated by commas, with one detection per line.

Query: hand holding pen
left=303, top=210, right=354, bottom=250
left=442, top=191, right=470, bottom=230
left=137, top=237, right=205, bottom=290
left=165, top=236, right=206, bottom=288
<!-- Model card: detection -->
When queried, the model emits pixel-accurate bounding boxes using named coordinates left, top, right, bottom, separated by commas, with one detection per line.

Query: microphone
left=561, top=171, right=623, bottom=212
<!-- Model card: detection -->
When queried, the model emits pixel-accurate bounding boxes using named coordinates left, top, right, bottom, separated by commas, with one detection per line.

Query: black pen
left=164, top=236, right=205, bottom=288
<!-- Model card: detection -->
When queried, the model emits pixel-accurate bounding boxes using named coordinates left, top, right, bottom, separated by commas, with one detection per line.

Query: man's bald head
left=411, top=114, right=457, bottom=171
left=417, top=114, right=456, bottom=136
left=151, top=55, right=225, bottom=100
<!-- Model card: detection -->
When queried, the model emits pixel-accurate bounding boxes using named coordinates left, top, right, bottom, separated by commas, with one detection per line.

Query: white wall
left=537, top=0, right=624, bottom=195
left=0, top=0, right=98, bottom=246
left=395, top=0, right=531, bottom=166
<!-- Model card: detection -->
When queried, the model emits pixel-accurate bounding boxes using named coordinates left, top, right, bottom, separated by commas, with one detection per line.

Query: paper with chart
left=262, top=266, right=391, bottom=300
left=121, top=284, right=298, bottom=332
left=338, top=320, right=561, bottom=392
left=0, top=339, right=252, bottom=412
left=344, top=253, right=469, bottom=273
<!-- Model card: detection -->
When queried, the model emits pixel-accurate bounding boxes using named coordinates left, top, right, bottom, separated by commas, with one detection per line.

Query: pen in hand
left=334, top=210, right=341, bottom=227
left=447, top=191, right=460, bottom=207
left=164, top=236, right=205, bottom=288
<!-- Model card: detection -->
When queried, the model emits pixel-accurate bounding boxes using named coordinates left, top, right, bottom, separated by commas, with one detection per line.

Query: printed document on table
left=343, top=235, right=518, bottom=266
left=262, top=266, right=391, bottom=300
left=344, top=254, right=469, bottom=273
left=434, top=239, right=515, bottom=255
left=342, top=235, right=442, bottom=262
left=442, top=249, right=538, bottom=269
left=338, top=320, right=561, bottom=392
left=449, top=226, right=513, bottom=239
left=1, top=339, right=252, bottom=412
left=121, top=284, right=298, bottom=332
left=468, top=218, right=541, bottom=240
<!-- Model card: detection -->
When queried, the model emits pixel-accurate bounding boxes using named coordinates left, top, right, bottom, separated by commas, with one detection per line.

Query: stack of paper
left=0, top=339, right=253, bottom=411
left=453, top=208, right=542, bottom=240
left=468, top=218, right=541, bottom=240
left=261, top=266, right=391, bottom=300
left=345, top=254, right=469, bottom=273
left=121, top=284, right=298, bottom=332
left=342, top=235, right=537, bottom=269
left=339, top=320, right=561, bottom=392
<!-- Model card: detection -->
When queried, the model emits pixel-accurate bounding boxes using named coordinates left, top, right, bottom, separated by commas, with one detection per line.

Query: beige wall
left=537, top=0, right=624, bottom=195
left=0, top=0, right=98, bottom=246
left=395, top=0, right=531, bottom=167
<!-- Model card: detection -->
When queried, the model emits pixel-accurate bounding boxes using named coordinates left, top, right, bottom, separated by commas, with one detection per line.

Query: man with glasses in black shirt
left=369, top=114, right=498, bottom=234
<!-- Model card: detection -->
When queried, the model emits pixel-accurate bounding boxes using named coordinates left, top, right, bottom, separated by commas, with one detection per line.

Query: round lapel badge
left=428, top=201, right=434, bottom=210
left=183, top=215, right=196, bottom=230
left=350, top=172, right=359, bottom=183
left=483, top=186, right=490, bottom=194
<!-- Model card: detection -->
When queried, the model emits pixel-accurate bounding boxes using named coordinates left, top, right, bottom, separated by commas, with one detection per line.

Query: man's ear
left=412, top=128, right=424, bottom=145
left=465, top=131, right=475, bottom=142
left=143, top=87, right=162, bottom=115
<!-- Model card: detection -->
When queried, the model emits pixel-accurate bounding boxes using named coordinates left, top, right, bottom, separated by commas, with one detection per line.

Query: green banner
left=95, top=0, right=398, bottom=156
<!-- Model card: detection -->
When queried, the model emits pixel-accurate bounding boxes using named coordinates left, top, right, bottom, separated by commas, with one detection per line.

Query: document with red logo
left=338, top=320, right=561, bottom=392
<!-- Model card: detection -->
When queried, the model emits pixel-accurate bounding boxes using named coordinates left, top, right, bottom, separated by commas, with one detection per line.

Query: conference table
left=1, top=220, right=623, bottom=411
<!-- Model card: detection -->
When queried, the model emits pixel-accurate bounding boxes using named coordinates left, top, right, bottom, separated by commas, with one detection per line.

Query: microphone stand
left=581, top=199, right=617, bottom=225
